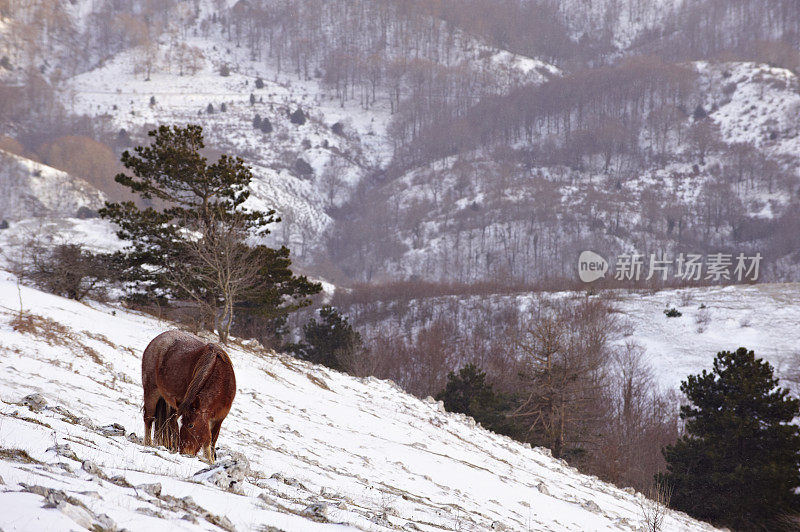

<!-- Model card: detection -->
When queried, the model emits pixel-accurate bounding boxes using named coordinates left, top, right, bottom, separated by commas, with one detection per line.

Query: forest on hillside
left=2, top=0, right=800, bottom=286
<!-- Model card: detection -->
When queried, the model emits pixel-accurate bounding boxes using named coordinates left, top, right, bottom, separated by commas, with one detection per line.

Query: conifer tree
left=659, top=348, right=800, bottom=529
left=294, top=306, right=362, bottom=372
left=436, top=364, right=515, bottom=436
left=100, top=124, right=320, bottom=342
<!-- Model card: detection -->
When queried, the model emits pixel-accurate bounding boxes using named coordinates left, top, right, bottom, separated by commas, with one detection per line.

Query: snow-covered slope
left=0, top=275, right=714, bottom=531
left=613, top=283, right=800, bottom=390
left=0, top=150, right=104, bottom=221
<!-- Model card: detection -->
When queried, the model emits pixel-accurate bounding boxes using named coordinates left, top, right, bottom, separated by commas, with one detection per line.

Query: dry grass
left=10, top=313, right=71, bottom=346
left=10, top=312, right=107, bottom=367
left=0, top=447, right=43, bottom=464
left=306, top=373, right=331, bottom=391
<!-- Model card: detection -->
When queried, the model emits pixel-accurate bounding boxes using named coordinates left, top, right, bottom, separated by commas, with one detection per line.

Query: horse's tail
left=176, top=344, right=220, bottom=418
left=153, top=398, right=179, bottom=451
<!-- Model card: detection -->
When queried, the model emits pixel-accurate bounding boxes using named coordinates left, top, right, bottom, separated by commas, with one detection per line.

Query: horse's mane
left=177, top=343, right=230, bottom=417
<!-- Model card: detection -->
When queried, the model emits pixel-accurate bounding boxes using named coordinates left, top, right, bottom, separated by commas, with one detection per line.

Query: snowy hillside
left=0, top=275, right=715, bottom=531
left=613, top=283, right=800, bottom=390
left=0, top=150, right=104, bottom=221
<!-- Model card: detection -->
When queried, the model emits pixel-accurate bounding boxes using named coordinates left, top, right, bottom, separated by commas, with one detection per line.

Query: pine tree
left=436, top=364, right=515, bottom=436
left=99, top=125, right=320, bottom=342
left=659, top=348, right=800, bottom=529
left=294, top=306, right=362, bottom=372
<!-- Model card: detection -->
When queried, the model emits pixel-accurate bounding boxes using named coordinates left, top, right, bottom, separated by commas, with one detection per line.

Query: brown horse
left=142, top=330, right=236, bottom=463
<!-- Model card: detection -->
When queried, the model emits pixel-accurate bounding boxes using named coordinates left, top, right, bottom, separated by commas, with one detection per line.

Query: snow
left=613, top=283, right=800, bottom=391
left=0, top=274, right=716, bottom=531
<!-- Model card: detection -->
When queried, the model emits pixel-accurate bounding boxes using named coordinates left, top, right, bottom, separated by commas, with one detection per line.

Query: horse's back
left=142, top=330, right=205, bottom=386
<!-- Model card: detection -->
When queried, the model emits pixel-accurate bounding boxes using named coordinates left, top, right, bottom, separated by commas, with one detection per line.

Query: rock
left=204, top=512, right=235, bottom=532
left=78, top=417, right=94, bottom=430
left=126, top=433, right=142, bottom=445
left=182, top=513, right=199, bottom=524
left=193, top=455, right=251, bottom=494
left=137, top=483, right=162, bottom=497
left=623, top=487, right=636, bottom=495
left=21, top=393, right=47, bottom=412
left=284, top=477, right=305, bottom=489
left=423, top=396, right=436, bottom=404
left=522, top=442, right=531, bottom=449
left=108, top=475, right=132, bottom=488
left=82, top=460, right=103, bottom=477
left=95, top=513, right=117, bottom=531
left=303, top=502, right=329, bottom=521
left=320, top=486, right=336, bottom=498
left=403, top=523, right=421, bottom=531
left=436, top=400, right=446, bottom=413
left=581, top=499, right=602, bottom=513
left=98, top=423, right=126, bottom=436
left=258, top=492, right=272, bottom=504
left=491, top=521, right=510, bottom=530
left=0, top=474, right=4, bottom=485
left=46, top=444, right=78, bottom=461
left=537, top=482, right=550, bottom=496
left=538, top=447, right=552, bottom=457
left=58, top=501, right=94, bottom=529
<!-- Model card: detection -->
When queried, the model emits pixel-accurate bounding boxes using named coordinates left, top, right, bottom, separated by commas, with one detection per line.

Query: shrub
left=219, top=64, right=230, bottom=76
left=255, top=77, right=264, bottom=89
left=253, top=114, right=261, bottom=128
left=664, top=307, right=682, bottom=318
left=76, top=206, right=99, bottom=219
left=289, top=108, right=306, bottom=125
left=259, top=117, right=272, bottom=133
left=220, top=102, right=227, bottom=112
left=206, top=103, right=214, bottom=114
left=331, top=121, right=344, bottom=135
left=294, top=158, right=314, bottom=176
left=19, top=243, right=118, bottom=301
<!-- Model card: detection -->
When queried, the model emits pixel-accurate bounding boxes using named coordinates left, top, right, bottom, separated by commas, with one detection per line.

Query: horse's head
left=179, top=407, right=211, bottom=457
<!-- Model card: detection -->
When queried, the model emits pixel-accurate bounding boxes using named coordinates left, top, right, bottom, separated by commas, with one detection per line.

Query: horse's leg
left=166, top=405, right=179, bottom=452
left=142, top=392, right=160, bottom=446
left=202, top=442, right=214, bottom=464
left=209, top=419, right=223, bottom=462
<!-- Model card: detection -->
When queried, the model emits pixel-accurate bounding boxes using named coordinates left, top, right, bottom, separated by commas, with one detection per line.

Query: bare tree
left=639, top=479, right=673, bottom=532
left=509, top=300, right=612, bottom=459
left=171, top=212, right=266, bottom=343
